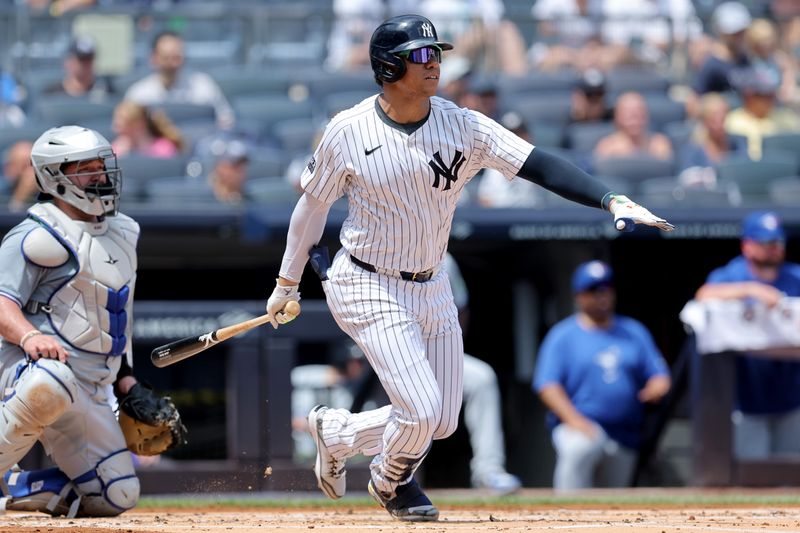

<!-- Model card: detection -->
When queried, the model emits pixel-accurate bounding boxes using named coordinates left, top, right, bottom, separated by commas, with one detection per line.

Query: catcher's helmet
left=369, top=14, right=453, bottom=84
left=31, top=125, right=122, bottom=217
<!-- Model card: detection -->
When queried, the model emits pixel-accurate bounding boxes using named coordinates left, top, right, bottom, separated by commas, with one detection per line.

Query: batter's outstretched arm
left=517, top=149, right=674, bottom=231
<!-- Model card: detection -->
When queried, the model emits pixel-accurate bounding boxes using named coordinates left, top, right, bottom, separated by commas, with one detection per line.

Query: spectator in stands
left=530, top=0, right=628, bottom=72
left=0, top=70, right=26, bottom=128
left=324, top=0, right=384, bottom=72
left=601, top=0, right=702, bottom=66
left=593, top=92, right=673, bottom=161
left=695, top=211, right=800, bottom=459
left=568, top=69, right=612, bottom=125
left=125, top=31, right=235, bottom=130
left=747, top=18, right=798, bottom=106
left=725, top=66, right=800, bottom=160
left=418, top=0, right=528, bottom=75
left=2, top=141, right=37, bottom=213
left=25, top=0, right=96, bottom=16
left=206, top=139, right=250, bottom=205
left=691, top=1, right=752, bottom=96
left=533, top=260, right=671, bottom=491
left=111, top=101, right=183, bottom=158
left=458, top=75, right=500, bottom=120
left=43, top=36, right=115, bottom=102
left=677, top=93, right=748, bottom=188
left=477, top=112, right=543, bottom=208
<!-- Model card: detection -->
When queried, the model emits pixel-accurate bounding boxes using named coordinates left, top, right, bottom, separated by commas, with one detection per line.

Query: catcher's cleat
left=308, top=405, right=346, bottom=499
left=368, top=478, right=439, bottom=522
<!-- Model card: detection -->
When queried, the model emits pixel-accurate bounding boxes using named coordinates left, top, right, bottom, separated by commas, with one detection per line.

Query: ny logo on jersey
left=420, top=22, right=434, bottom=38
left=428, top=150, right=466, bottom=191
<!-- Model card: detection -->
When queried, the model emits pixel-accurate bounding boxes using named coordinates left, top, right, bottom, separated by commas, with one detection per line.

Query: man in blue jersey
left=533, top=261, right=671, bottom=491
left=695, top=211, right=800, bottom=459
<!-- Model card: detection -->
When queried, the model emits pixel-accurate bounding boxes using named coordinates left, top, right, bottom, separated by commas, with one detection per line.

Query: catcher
left=0, top=126, right=186, bottom=517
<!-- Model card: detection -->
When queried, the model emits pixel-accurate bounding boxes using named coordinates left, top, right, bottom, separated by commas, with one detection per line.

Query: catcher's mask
left=31, top=125, right=122, bottom=217
left=369, top=14, right=453, bottom=85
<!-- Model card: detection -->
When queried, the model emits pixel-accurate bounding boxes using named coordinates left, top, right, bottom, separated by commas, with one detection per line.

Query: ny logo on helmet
left=420, top=22, right=434, bottom=38
left=428, top=150, right=466, bottom=191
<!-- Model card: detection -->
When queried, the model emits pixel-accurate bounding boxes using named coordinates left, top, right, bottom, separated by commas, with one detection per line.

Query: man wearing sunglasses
left=265, top=14, right=673, bottom=521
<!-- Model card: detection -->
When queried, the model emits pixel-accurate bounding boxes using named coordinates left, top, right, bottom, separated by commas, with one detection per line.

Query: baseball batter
left=265, top=14, right=674, bottom=521
left=0, top=126, right=184, bottom=517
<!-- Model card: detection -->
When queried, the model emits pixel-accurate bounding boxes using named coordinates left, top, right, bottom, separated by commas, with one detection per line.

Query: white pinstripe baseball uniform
left=299, top=94, right=533, bottom=495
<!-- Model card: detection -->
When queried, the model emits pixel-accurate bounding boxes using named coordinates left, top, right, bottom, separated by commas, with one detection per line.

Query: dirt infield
left=1, top=490, right=800, bottom=533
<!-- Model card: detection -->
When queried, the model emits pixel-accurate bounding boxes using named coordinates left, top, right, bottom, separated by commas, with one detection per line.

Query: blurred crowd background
left=1, top=0, right=800, bottom=213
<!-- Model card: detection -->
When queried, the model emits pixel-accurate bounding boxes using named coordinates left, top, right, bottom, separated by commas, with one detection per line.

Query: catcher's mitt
left=118, top=383, right=188, bottom=456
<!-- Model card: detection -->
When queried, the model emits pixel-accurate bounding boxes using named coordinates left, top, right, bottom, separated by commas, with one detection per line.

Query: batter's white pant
left=551, top=423, right=637, bottom=491
left=462, top=353, right=509, bottom=486
left=733, top=407, right=800, bottom=459
left=320, top=249, right=464, bottom=496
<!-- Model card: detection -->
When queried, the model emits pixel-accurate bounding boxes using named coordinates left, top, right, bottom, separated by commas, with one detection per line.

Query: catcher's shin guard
left=72, top=449, right=139, bottom=516
left=0, top=360, right=77, bottom=473
left=1, top=466, right=80, bottom=517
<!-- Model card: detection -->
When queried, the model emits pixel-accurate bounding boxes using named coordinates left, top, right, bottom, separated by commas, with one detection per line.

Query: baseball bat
left=150, top=301, right=301, bottom=368
left=616, top=218, right=635, bottom=232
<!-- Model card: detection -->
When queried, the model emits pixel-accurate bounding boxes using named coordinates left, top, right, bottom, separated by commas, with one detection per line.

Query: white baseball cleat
left=308, top=405, right=346, bottom=499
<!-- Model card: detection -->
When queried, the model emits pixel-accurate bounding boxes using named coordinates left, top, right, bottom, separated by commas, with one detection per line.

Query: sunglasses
left=398, top=46, right=442, bottom=64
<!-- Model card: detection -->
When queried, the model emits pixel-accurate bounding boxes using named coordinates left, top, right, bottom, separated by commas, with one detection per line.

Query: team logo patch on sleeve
left=307, top=156, right=316, bottom=173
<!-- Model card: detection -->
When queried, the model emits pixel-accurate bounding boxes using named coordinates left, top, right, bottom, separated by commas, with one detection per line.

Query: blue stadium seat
left=638, top=177, right=735, bottom=207
left=605, top=67, right=672, bottom=97
left=143, top=176, right=217, bottom=205
left=232, top=95, right=314, bottom=138
left=768, top=176, right=800, bottom=206
left=510, top=93, right=573, bottom=127
left=716, top=155, right=797, bottom=203
left=563, top=121, right=615, bottom=152
left=273, top=118, right=321, bottom=154
left=592, top=156, right=676, bottom=183
left=34, top=98, right=116, bottom=125
left=245, top=176, right=300, bottom=205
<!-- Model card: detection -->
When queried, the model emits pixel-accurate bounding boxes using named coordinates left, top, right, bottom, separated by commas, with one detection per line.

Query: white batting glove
left=610, top=195, right=674, bottom=232
left=266, top=281, right=301, bottom=329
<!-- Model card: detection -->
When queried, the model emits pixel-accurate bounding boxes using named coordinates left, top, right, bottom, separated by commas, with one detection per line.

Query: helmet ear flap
left=373, top=51, right=406, bottom=84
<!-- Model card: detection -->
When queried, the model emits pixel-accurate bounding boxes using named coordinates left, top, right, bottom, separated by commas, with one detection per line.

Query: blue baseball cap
left=742, top=211, right=785, bottom=242
left=572, top=260, right=614, bottom=293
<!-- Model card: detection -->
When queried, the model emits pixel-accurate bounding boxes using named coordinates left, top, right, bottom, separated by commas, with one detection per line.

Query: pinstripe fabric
left=301, top=95, right=534, bottom=273
left=321, top=249, right=463, bottom=494
left=301, top=93, right=532, bottom=496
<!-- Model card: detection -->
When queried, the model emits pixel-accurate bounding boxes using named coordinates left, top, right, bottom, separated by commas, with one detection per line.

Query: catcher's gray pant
left=320, top=249, right=464, bottom=496
left=462, top=353, right=510, bottom=486
left=551, top=423, right=636, bottom=491
left=0, top=357, right=139, bottom=515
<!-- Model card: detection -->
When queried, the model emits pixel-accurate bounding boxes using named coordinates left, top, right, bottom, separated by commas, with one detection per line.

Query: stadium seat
left=119, top=155, right=189, bottom=182
left=233, top=95, right=314, bottom=138
left=563, top=122, right=616, bottom=152
left=496, top=71, right=581, bottom=100
left=643, top=96, right=686, bottom=130
left=34, top=98, right=116, bottom=125
left=715, top=155, right=797, bottom=203
left=762, top=133, right=800, bottom=169
left=768, top=176, right=800, bottom=206
left=592, top=156, right=676, bottom=183
left=0, top=125, right=48, bottom=151
left=605, top=67, right=671, bottom=97
left=273, top=118, right=321, bottom=154
left=245, top=176, right=300, bottom=205
left=638, top=177, right=735, bottom=207
left=305, top=71, right=376, bottom=101
left=210, top=69, right=295, bottom=100
left=143, top=176, right=217, bottom=205
left=530, top=122, right=563, bottom=148
left=510, top=94, right=573, bottom=127
left=150, top=103, right=216, bottom=125
left=324, top=91, right=375, bottom=118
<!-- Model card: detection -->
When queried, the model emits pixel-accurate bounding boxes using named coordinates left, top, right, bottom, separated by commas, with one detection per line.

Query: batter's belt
left=349, top=255, right=435, bottom=283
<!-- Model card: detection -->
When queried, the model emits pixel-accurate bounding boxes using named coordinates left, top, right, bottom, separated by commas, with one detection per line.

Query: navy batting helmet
left=369, top=14, right=453, bottom=85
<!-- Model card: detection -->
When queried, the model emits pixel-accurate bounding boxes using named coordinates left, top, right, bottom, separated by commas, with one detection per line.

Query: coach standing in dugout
left=263, top=14, right=674, bottom=522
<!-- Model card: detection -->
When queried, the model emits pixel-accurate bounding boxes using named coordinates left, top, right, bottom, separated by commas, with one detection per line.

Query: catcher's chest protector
left=25, top=203, right=139, bottom=356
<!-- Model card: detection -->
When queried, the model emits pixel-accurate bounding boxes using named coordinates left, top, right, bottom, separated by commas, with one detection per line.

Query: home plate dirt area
left=1, top=489, right=799, bottom=532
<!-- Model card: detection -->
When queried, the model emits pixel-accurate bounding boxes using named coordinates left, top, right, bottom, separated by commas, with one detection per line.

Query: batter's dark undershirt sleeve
left=517, top=148, right=615, bottom=210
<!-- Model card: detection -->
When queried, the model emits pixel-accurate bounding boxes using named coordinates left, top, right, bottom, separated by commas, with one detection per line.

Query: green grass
left=138, top=491, right=800, bottom=510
